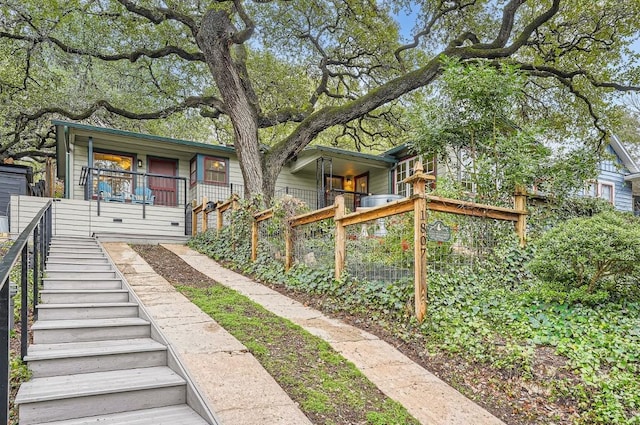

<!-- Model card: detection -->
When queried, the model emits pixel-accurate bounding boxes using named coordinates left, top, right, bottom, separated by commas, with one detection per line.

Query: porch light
left=137, top=159, right=143, bottom=168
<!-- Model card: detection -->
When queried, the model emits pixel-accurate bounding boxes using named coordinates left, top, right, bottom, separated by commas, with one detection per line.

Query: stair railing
left=0, top=200, right=52, bottom=423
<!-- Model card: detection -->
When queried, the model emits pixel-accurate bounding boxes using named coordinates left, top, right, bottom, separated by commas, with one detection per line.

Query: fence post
left=514, top=186, right=527, bottom=247
left=201, top=196, right=208, bottom=234
left=284, top=223, right=293, bottom=272
left=334, top=195, right=346, bottom=279
left=404, top=163, right=434, bottom=323
left=191, top=200, right=198, bottom=237
left=251, top=217, right=258, bottom=262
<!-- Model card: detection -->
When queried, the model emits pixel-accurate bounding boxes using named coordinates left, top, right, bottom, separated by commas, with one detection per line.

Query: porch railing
left=79, top=167, right=188, bottom=219
left=0, top=200, right=52, bottom=423
left=193, top=183, right=370, bottom=212
left=325, top=189, right=369, bottom=212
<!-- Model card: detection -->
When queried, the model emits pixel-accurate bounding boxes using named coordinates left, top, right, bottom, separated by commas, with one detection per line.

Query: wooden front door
left=147, top=157, right=178, bottom=206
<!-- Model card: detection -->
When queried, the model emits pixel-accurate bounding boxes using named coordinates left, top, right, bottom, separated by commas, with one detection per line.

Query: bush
left=529, top=211, right=640, bottom=301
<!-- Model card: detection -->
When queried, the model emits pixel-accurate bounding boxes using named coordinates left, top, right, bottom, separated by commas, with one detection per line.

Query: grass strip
left=179, top=284, right=418, bottom=425
left=133, top=245, right=418, bottom=425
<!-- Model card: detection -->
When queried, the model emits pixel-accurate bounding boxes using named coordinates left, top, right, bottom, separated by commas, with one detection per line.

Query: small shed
left=0, top=164, right=33, bottom=231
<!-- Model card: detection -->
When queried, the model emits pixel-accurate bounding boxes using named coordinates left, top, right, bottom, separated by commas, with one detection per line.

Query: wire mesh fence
left=291, top=219, right=335, bottom=271
left=345, top=214, right=414, bottom=284
left=425, top=211, right=514, bottom=272
left=257, top=217, right=286, bottom=265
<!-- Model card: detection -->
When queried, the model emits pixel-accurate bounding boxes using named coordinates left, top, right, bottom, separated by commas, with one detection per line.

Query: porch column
left=87, top=137, right=93, bottom=201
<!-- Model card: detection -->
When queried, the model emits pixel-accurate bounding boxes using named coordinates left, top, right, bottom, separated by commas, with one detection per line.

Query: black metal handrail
left=80, top=166, right=188, bottom=219
left=0, top=200, right=52, bottom=423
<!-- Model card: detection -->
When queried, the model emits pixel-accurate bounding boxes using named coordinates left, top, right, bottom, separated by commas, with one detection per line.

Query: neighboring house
left=584, top=135, right=640, bottom=215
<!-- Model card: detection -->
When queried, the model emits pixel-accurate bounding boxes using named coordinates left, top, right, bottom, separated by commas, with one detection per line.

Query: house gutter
left=624, top=172, right=640, bottom=182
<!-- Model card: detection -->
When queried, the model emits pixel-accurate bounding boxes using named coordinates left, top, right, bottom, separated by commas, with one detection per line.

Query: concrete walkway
left=105, top=242, right=505, bottom=425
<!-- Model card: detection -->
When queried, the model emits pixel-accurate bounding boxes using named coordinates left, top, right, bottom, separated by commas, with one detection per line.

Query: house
left=11, top=121, right=433, bottom=239
left=584, top=135, right=640, bottom=215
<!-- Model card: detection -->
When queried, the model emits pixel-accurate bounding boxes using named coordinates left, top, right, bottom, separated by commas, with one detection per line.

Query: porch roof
left=54, top=120, right=235, bottom=152
left=54, top=120, right=236, bottom=179
left=289, top=145, right=396, bottom=176
left=625, top=172, right=640, bottom=182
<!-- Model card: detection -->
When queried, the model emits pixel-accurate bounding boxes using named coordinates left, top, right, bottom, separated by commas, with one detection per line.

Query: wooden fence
left=193, top=164, right=527, bottom=322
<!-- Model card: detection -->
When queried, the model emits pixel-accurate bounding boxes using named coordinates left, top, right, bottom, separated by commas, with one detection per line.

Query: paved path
left=103, top=242, right=312, bottom=425
left=105, top=242, right=505, bottom=425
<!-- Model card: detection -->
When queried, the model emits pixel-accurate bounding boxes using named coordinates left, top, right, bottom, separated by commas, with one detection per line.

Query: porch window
left=394, top=156, right=435, bottom=197
left=204, top=157, right=227, bottom=184
left=93, top=151, right=134, bottom=196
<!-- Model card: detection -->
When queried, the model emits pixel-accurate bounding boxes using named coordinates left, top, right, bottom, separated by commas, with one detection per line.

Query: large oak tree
left=1, top=0, right=639, bottom=199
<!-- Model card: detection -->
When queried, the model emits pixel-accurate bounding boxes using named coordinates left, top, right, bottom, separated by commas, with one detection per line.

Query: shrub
left=529, top=211, right=640, bottom=301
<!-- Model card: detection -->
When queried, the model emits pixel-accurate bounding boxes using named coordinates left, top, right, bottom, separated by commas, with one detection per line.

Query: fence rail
left=0, top=200, right=52, bottom=423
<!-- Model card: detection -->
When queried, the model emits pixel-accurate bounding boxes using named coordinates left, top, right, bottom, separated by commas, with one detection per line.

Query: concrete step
left=24, top=405, right=210, bottom=425
left=48, top=249, right=105, bottom=258
left=45, top=270, right=118, bottom=279
left=25, top=338, right=167, bottom=378
left=46, top=263, right=114, bottom=271
left=40, top=289, right=130, bottom=304
left=47, top=257, right=109, bottom=265
left=48, top=248, right=102, bottom=253
left=37, top=303, right=139, bottom=320
left=16, top=366, right=186, bottom=424
left=43, top=278, right=122, bottom=290
left=50, top=240, right=100, bottom=247
left=49, top=243, right=100, bottom=249
left=51, top=237, right=96, bottom=242
left=32, top=318, right=150, bottom=344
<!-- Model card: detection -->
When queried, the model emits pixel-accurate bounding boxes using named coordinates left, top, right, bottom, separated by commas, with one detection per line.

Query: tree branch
left=19, top=96, right=226, bottom=123
left=395, top=0, right=477, bottom=66
left=231, top=0, right=255, bottom=44
left=454, top=0, right=560, bottom=58
left=114, top=0, right=199, bottom=37
left=0, top=31, right=205, bottom=62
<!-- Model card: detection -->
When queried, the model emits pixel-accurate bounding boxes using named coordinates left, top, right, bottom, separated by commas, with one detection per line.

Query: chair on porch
left=131, top=186, right=155, bottom=205
left=97, top=181, right=125, bottom=202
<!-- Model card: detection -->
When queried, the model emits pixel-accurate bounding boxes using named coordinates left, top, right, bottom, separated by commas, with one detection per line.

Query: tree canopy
left=1, top=0, right=639, bottom=198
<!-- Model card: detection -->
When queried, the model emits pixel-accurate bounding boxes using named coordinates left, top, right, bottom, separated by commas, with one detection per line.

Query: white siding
left=72, top=144, right=88, bottom=200
left=369, top=170, right=390, bottom=194
left=276, top=166, right=317, bottom=192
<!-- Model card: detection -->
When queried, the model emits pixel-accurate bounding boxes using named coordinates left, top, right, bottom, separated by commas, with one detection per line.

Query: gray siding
left=597, top=170, right=633, bottom=212
left=597, top=144, right=633, bottom=212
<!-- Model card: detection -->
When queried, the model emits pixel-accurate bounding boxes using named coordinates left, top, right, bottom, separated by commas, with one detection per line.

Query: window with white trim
left=394, top=156, right=435, bottom=197
left=584, top=180, right=615, bottom=204
left=204, top=156, right=227, bottom=184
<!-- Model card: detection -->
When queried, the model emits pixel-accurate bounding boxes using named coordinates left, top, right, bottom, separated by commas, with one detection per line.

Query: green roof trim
left=382, top=143, right=411, bottom=157
left=52, top=120, right=236, bottom=154
left=53, top=120, right=403, bottom=164
left=304, top=145, right=397, bottom=164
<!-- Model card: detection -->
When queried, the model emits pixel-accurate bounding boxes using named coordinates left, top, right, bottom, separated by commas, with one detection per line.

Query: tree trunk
left=197, top=10, right=267, bottom=202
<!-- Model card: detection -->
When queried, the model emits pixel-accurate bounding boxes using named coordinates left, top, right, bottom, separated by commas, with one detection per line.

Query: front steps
left=15, top=236, right=212, bottom=425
